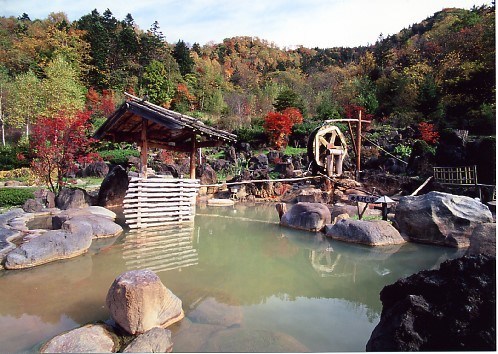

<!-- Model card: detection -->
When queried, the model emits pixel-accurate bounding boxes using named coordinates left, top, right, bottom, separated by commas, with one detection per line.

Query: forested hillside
left=0, top=5, right=494, bottom=146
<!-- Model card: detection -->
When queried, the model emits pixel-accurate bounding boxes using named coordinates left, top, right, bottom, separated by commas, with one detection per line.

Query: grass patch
left=284, top=146, right=307, bottom=156
left=0, top=187, right=37, bottom=207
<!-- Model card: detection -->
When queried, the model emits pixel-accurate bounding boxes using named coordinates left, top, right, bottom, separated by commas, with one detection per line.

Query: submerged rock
left=204, top=328, right=309, bottom=352
left=40, top=324, right=118, bottom=353
left=325, top=219, right=406, bottom=246
left=188, top=297, right=243, bottom=327
left=394, top=191, right=493, bottom=247
left=106, top=269, right=184, bottom=335
left=366, top=255, right=496, bottom=351
left=123, top=327, right=173, bottom=353
left=280, top=202, right=331, bottom=232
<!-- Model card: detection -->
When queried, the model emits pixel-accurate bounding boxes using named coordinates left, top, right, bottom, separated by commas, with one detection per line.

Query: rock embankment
left=0, top=206, right=123, bottom=270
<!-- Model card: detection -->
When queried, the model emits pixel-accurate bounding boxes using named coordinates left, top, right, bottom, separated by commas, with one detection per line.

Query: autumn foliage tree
left=263, top=107, right=303, bottom=150
left=30, top=110, right=100, bottom=193
left=418, top=121, right=440, bottom=144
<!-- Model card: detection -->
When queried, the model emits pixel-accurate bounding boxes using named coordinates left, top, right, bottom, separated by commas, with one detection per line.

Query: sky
left=0, top=0, right=491, bottom=48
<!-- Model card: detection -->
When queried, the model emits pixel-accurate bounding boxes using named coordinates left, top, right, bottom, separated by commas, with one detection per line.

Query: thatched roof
left=94, top=93, right=237, bottom=152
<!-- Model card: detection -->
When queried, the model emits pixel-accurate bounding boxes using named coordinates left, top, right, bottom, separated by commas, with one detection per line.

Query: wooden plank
left=129, top=177, right=199, bottom=183
left=128, top=218, right=195, bottom=229
left=125, top=210, right=193, bottom=219
left=123, top=201, right=194, bottom=210
left=128, top=182, right=200, bottom=189
left=123, top=207, right=193, bottom=215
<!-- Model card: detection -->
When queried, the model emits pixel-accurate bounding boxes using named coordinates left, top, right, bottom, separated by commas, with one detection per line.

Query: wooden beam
left=140, top=118, right=148, bottom=178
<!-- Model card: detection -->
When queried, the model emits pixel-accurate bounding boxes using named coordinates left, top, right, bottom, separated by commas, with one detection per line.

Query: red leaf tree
left=418, top=121, right=440, bottom=144
left=263, top=107, right=303, bottom=150
left=30, top=110, right=100, bottom=194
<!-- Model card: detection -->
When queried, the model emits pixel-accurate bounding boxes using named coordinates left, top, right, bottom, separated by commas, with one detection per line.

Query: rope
left=362, top=135, right=409, bottom=165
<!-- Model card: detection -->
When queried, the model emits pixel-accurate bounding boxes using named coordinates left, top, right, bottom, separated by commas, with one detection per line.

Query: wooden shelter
left=94, top=93, right=237, bottom=229
left=94, top=92, right=237, bottom=179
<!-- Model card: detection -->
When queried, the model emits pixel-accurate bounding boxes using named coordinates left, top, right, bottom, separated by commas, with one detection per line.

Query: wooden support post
left=356, top=110, right=362, bottom=180
left=189, top=134, right=196, bottom=179
left=140, top=119, right=148, bottom=179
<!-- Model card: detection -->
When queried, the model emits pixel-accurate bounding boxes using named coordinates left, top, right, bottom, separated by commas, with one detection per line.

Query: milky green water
left=0, top=203, right=463, bottom=352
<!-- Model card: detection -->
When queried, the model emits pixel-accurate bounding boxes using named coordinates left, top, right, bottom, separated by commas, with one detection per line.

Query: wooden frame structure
left=94, top=93, right=237, bottom=179
left=94, top=93, right=237, bottom=228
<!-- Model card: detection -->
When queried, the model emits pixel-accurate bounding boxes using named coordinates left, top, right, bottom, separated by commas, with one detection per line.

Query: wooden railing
left=433, top=165, right=478, bottom=186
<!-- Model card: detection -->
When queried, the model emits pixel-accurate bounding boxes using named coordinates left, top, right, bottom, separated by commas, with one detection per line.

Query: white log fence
left=124, top=177, right=200, bottom=229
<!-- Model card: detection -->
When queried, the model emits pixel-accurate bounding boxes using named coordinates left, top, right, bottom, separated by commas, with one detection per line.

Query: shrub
left=0, top=188, right=35, bottom=207
left=99, top=149, right=140, bottom=165
left=0, top=145, right=31, bottom=170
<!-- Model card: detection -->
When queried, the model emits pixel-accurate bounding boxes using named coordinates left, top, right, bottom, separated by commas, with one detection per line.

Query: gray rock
left=466, top=223, right=496, bottom=257
left=40, top=324, right=118, bottom=353
left=56, top=187, right=94, bottom=210
left=22, top=198, right=44, bottom=212
left=4, top=223, right=93, bottom=269
left=64, top=215, right=122, bottom=239
left=394, top=191, right=493, bottom=247
left=325, top=219, right=406, bottom=246
left=280, top=202, right=331, bottom=232
left=106, top=270, right=184, bottom=335
left=123, top=327, right=173, bottom=353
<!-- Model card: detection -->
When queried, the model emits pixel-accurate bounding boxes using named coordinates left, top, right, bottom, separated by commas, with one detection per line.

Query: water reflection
left=0, top=204, right=465, bottom=353
left=123, top=222, right=198, bottom=273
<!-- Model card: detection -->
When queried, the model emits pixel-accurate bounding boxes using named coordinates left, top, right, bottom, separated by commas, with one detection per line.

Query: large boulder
left=394, top=191, right=493, bottom=247
left=106, top=270, right=184, bottom=335
left=56, top=187, right=94, bottom=210
left=97, top=165, right=129, bottom=208
left=366, top=255, right=495, bottom=351
left=4, top=221, right=93, bottom=269
left=280, top=202, right=331, bottom=232
left=466, top=223, right=496, bottom=257
left=40, top=324, right=118, bottom=353
left=325, top=219, right=406, bottom=246
left=64, top=215, right=123, bottom=239
left=123, top=327, right=173, bottom=353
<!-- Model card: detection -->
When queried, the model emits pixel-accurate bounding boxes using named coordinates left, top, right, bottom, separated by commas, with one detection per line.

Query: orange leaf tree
left=263, top=107, right=303, bottom=150
left=418, top=121, right=440, bottom=144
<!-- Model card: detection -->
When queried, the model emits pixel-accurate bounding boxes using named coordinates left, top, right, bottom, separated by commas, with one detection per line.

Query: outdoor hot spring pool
left=0, top=203, right=463, bottom=352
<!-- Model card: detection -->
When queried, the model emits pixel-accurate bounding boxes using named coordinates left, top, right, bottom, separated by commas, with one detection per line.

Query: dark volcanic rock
left=366, top=255, right=496, bottom=351
left=97, top=165, right=129, bottom=208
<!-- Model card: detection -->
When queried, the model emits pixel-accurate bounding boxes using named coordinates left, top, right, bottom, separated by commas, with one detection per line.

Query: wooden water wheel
left=307, top=124, right=348, bottom=176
